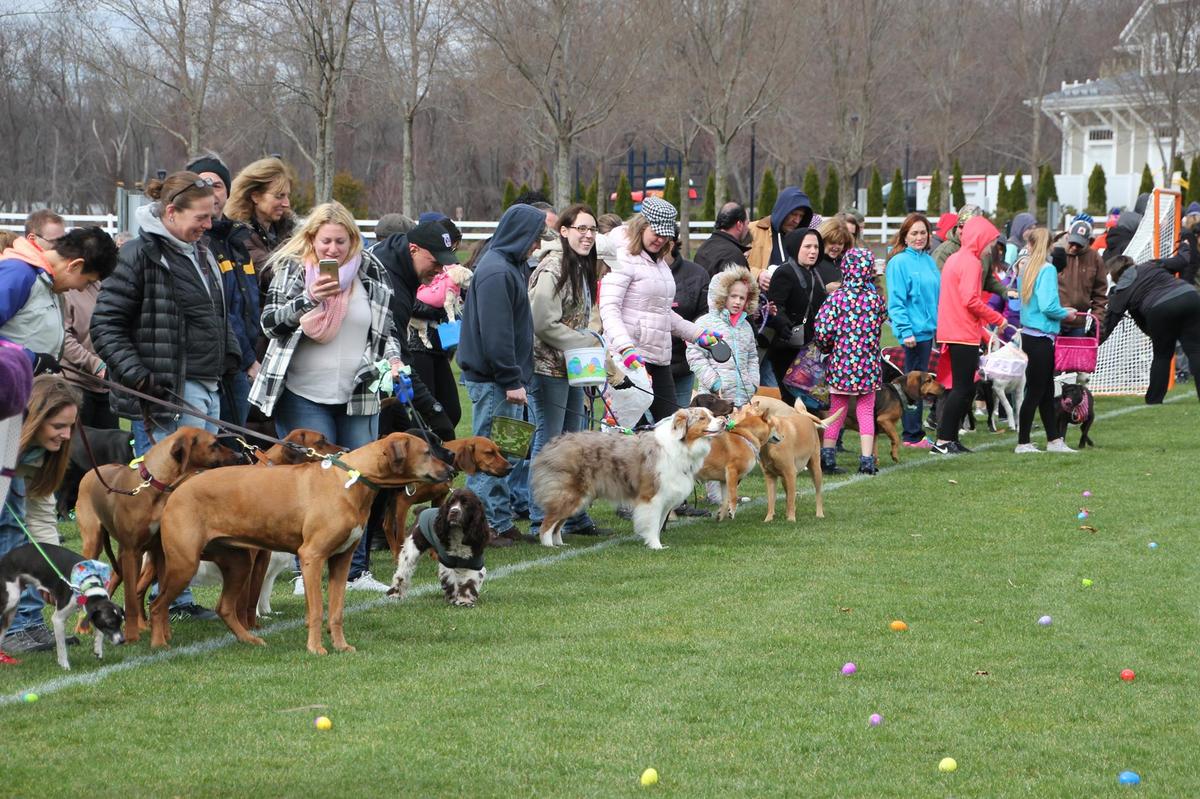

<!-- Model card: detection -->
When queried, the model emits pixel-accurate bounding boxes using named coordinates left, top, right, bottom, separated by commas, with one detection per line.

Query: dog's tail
left=789, top=401, right=846, bottom=430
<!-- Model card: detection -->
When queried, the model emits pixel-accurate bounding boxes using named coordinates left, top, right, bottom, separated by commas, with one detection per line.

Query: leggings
left=936, top=343, right=980, bottom=443
left=1018, top=335, right=1058, bottom=444
left=823, top=391, right=875, bottom=440
left=1146, top=291, right=1200, bottom=404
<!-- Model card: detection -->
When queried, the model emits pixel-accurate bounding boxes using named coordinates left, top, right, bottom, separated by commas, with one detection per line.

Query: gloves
left=137, top=375, right=173, bottom=401
left=427, top=411, right=456, bottom=443
left=709, top=377, right=723, bottom=392
left=620, top=348, right=644, bottom=370
left=695, top=330, right=723, bottom=348
left=31, top=352, right=61, bottom=375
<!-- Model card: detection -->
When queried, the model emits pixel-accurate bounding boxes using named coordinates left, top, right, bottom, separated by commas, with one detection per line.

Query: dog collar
left=137, top=462, right=175, bottom=493
left=417, top=507, right=485, bottom=571
left=320, top=456, right=384, bottom=491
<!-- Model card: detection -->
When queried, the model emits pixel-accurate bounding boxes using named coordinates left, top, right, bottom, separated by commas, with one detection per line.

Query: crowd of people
left=3, top=159, right=1200, bottom=658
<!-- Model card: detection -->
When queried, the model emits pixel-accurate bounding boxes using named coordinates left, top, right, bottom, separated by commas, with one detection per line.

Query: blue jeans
left=902, top=339, right=934, bottom=442
left=527, top=374, right=593, bottom=534
left=674, top=372, right=695, bottom=411
left=274, top=388, right=379, bottom=579
left=133, top=379, right=221, bottom=609
left=220, top=370, right=251, bottom=425
left=759, top=356, right=778, bottom=388
left=464, top=380, right=524, bottom=533
left=0, top=480, right=44, bottom=635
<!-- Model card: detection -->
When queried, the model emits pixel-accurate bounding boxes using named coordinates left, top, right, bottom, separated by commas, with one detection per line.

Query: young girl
left=686, top=265, right=760, bottom=406
left=814, top=249, right=888, bottom=475
left=0, top=375, right=80, bottom=659
left=1015, top=227, right=1078, bottom=453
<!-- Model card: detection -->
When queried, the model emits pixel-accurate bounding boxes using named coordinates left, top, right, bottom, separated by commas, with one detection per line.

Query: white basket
left=981, top=332, right=1028, bottom=381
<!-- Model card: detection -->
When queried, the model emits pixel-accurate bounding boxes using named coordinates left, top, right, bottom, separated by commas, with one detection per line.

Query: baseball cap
left=1067, top=219, right=1093, bottom=247
left=407, top=220, right=459, bottom=265
left=640, top=196, right=678, bottom=238
left=956, top=204, right=982, bottom=224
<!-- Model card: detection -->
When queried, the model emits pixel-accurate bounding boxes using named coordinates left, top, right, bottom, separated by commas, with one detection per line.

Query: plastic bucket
left=490, top=416, right=535, bottom=459
left=436, top=320, right=461, bottom=350
left=563, top=346, right=608, bottom=387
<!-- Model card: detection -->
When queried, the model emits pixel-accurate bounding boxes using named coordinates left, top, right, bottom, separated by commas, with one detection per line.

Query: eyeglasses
left=567, top=225, right=598, bottom=235
left=168, top=177, right=214, bottom=206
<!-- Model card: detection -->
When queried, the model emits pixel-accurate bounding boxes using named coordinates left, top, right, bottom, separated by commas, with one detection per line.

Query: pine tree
left=501, top=179, right=517, bottom=211
left=538, top=168, right=551, bottom=200
left=1172, top=154, right=1187, bottom=181
left=614, top=173, right=634, bottom=218
left=823, top=166, right=841, bottom=215
left=866, top=167, right=884, bottom=216
left=951, top=159, right=966, bottom=210
left=332, top=172, right=369, bottom=218
left=757, top=168, right=779, bottom=219
left=584, top=176, right=598, bottom=211
left=1011, top=170, right=1027, bottom=214
left=887, top=168, right=906, bottom=216
left=1036, top=165, right=1058, bottom=214
left=517, top=181, right=531, bottom=201
left=1139, top=163, right=1155, bottom=195
left=927, top=168, right=943, bottom=214
left=996, top=171, right=1009, bottom=215
left=663, top=167, right=681, bottom=208
left=803, top=164, right=822, bottom=211
left=1087, top=164, right=1107, bottom=215
left=1189, top=156, right=1200, bottom=205
left=574, top=179, right=586, bottom=203
left=701, top=173, right=716, bottom=220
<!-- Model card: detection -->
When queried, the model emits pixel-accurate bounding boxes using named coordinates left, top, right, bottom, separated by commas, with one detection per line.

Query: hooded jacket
left=686, top=266, right=760, bottom=404
left=1056, top=243, right=1108, bottom=329
left=1101, top=262, right=1198, bottom=343
left=206, top=216, right=259, bottom=371
left=598, top=224, right=705, bottom=366
left=0, top=238, right=63, bottom=359
left=1103, top=210, right=1141, bottom=264
left=693, top=229, right=750, bottom=276
left=934, top=223, right=1006, bottom=296
left=457, top=204, right=546, bottom=389
left=1018, top=261, right=1072, bottom=335
left=1005, top=213, right=1037, bottom=265
left=668, top=254, right=710, bottom=377
left=92, top=205, right=240, bottom=419
left=747, top=188, right=813, bottom=273
left=886, top=246, right=940, bottom=343
left=936, top=216, right=1006, bottom=345
left=766, top=227, right=827, bottom=348
left=814, top=249, right=887, bottom=394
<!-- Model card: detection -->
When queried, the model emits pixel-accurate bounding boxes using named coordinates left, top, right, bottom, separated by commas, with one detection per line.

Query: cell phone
left=318, top=259, right=339, bottom=280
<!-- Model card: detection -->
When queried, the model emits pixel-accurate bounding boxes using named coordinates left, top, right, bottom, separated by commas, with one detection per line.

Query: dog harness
left=416, top=507, right=485, bottom=571
left=69, top=560, right=112, bottom=601
left=1059, top=391, right=1091, bottom=425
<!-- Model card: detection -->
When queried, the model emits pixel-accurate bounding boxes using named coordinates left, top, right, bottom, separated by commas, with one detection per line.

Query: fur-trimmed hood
left=707, top=264, right=760, bottom=317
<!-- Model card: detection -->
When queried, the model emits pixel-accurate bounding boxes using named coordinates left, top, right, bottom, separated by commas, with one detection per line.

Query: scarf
left=299, top=253, right=362, bottom=344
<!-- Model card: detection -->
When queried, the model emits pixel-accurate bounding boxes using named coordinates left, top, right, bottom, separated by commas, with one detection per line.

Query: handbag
left=782, top=343, right=826, bottom=392
left=779, top=260, right=816, bottom=349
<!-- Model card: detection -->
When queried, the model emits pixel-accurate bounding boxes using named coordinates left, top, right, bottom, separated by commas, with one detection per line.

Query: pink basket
left=1054, top=314, right=1099, bottom=373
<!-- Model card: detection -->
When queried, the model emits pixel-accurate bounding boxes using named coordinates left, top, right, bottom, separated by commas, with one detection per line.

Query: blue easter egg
left=1118, top=770, right=1141, bottom=785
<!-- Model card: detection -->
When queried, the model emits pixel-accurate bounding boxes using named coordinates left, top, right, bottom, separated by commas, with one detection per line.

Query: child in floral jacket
left=814, top=248, right=888, bottom=474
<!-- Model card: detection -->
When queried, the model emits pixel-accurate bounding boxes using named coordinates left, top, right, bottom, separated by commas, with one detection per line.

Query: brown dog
left=258, top=429, right=344, bottom=466
left=750, top=396, right=843, bottom=522
left=150, top=432, right=454, bottom=655
left=695, top=404, right=781, bottom=521
left=383, top=436, right=512, bottom=560
left=843, top=371, right=943, bottom=463
left=75, top=428, right=247, bottom=641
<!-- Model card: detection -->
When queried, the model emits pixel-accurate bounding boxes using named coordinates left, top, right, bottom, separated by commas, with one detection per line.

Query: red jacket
left=937, top=217, right=1006, bottom=345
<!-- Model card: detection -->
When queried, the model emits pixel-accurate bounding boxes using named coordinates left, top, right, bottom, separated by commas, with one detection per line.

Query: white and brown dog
left=531, top=407, right=726, bottom=549
left=387, top=488, right=489, bottom=607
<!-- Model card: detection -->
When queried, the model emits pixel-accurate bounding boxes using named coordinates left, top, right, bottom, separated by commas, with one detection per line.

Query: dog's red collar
left=137, top=462, right=174, bottom=493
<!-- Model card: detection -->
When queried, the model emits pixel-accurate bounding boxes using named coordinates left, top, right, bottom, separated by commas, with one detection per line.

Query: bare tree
left=366, top=0, right=455, bottom=215
left=457, top=0, right=646, bottom=210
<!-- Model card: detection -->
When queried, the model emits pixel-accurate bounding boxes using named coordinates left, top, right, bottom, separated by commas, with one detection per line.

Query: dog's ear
left=905, top=371, right=922, bottom=399
left=670, top=410, right=690, bottom=440
left=456, top=441, right=477, bottom=475
left=170, top=429, right=196, bottom=469
left=387, top=435, right=412, bottom=472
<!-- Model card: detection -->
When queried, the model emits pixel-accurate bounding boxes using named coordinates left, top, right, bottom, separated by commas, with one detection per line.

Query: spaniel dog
left=386, top=488, right=489, bottom=607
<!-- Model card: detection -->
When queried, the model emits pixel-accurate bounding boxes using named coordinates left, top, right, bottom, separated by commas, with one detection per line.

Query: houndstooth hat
left=640, top=197, right=678, bottom=238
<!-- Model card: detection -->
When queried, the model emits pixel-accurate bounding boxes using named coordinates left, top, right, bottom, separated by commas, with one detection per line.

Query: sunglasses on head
left=168, top=177, right=214, bottom=206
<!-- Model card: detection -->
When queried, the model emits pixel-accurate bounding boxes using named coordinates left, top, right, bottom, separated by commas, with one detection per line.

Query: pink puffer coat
left=598, top=225, right=703, bottom=366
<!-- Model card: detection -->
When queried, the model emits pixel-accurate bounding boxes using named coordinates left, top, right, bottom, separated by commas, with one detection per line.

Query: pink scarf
left=300, top=253, right=362, bottom=343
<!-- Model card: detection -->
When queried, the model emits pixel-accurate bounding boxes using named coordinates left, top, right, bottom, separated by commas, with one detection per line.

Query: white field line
left=0, top=391, right=1188, bottom=707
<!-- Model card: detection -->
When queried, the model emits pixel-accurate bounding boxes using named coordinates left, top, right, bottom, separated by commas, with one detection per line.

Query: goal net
left=1090, top=188, right=1181, bottom=395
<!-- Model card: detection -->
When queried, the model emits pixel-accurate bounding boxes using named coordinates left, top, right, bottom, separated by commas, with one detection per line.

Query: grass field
left=2, top=387, right=1198, bottom=797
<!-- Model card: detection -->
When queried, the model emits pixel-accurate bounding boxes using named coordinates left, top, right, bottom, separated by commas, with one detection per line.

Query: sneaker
left=951, top=441, right=973, bottom=454
left=924, top=418, right=937, bottom=431
left=567, top=523, right=613, bottom=536
left=674, top=503, right=711, bottom=518
left=903, top=439, right=933, bottom=449
left=1, top=628, right=55, bottom=653
left=292, top=574, right=305, bottom=595
left=346, top=572, right=390, bottom=592
left=169, top=603, right=219, bottom=622
left=930, top=441, right=955, bottom=455
left=1014, top=443, right=1041, bottom=454
left=1046, top=439, right=1077, bottom=453
left=486, top=528, right=517, bottom=548
left=615, top=506, right=633, bottom=520
left=0, top=652, right=19, bottom=664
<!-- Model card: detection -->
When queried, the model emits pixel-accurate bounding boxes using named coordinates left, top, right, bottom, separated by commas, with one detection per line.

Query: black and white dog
left=387, top=488, right=489, bottom=607
left=0, top=543, right=124, bottom=669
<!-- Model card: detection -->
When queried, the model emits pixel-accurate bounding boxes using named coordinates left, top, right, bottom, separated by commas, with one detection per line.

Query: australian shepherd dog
left=530, top=407, right=726, bottom=549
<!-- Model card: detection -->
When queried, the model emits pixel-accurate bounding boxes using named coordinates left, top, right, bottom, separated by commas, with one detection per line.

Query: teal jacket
left=1018, top=262, right=1071, bottom=334
left=885, top=247, right=940, bottom=342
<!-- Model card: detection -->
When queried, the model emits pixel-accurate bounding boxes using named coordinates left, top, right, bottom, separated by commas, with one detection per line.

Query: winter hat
left=1185, top=201, right=1200, bottom=217
left=0, top=342, right=33, bottom=419
left=956, top=204, right=982, bottom=225
left=186, top=155, right=232, bottom=192
left=839, top=248, right=876, bottom=286
left=640, top=197, right=678, bottom=238
left=935, top=213, right=958, bottom=240
left=809, top=213, right=824, bottom=229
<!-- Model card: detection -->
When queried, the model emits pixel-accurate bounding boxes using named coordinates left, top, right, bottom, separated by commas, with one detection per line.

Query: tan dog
left=150, top=433, right=454, bottom=655
left=695, top=404, right=782, bottom=520
left=75, top=428, right=247, bottom=641
left=384, top=436, right=513, bottom=560
left=750, top=396, right=844, bottom=522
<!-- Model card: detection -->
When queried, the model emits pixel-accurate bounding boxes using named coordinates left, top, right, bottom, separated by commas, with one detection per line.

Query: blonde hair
left=226, top=157, right=296, bottom=223
left=1020, top=227, right=1052, bottom=307
left=817, top=215, right=853, bottom=253
left=268, top=202, right=363, bottom=271
left=624, top=214, right=651, bottom=257
left=20, top=376, right=81, bottom=497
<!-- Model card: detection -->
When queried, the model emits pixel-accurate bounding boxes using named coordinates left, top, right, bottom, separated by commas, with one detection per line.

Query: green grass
left=2, top=388, right=1199, bottom=797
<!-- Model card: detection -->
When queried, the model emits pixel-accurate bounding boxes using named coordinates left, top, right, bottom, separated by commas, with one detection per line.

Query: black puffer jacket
left=669, top=256, right=711, bottom=379
left=92, top=227, right=240, bottom=420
